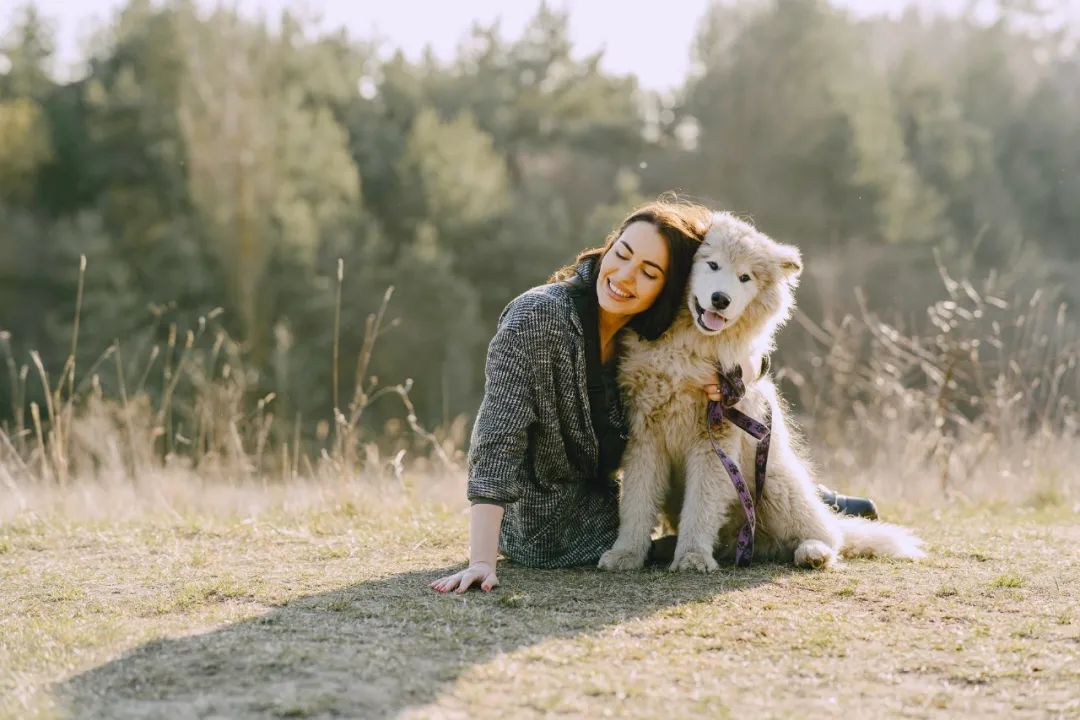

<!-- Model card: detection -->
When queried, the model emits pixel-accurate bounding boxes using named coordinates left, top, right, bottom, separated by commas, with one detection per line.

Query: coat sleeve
left=466, top=320, right=537, bottom=506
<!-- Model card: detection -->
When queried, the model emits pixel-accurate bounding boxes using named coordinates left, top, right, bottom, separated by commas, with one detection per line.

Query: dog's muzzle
left=693, top=296, right=728, bottom=332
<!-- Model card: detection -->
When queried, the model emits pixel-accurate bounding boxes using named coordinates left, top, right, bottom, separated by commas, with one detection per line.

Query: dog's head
left=687, top=212, right=802, bottom=343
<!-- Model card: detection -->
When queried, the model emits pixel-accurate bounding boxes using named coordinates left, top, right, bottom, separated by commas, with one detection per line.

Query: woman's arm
left=433, top=299, right=544, bottom=593
left=430, top=503, right=504, bottom=593
left=465, top=319, right=538, bottom=507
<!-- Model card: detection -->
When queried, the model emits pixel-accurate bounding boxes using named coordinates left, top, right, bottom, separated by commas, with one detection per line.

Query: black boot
left=647, top=534, right=678, bottom=566
left=817, top=484, right=879, bottom=520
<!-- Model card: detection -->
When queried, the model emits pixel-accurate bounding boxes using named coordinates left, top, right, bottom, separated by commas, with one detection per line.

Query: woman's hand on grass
left=432, top=504, right=503, bottom=594
left=430, top=562, right=499, bottom=593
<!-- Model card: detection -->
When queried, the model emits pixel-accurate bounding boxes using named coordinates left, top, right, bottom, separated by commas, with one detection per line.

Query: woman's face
left=596, top=221, right=670, bottom=319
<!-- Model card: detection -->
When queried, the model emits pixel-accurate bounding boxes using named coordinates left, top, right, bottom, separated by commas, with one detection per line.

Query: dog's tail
left=838, top=516, right=926, bottom=559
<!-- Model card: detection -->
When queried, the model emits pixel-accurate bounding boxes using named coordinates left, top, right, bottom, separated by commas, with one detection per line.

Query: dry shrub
left=2, top=253, right=1077, bottom=521
left=784, top=254, right=1079, bottom=507
left=0, top=264, right=465, bottom=523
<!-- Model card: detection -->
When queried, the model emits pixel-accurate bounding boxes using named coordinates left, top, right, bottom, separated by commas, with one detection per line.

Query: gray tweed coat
left=466, top=260, right=626, bottom=568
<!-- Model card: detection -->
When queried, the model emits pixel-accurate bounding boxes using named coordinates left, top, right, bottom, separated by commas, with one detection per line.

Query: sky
left=10, top=0, right=1080, bottom=90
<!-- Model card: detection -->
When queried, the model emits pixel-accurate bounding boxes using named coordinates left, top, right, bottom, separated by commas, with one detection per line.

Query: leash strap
left=706, top=366, right=772, bottom=567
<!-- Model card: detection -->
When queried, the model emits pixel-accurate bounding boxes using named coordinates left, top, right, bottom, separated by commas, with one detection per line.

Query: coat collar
left=564, top=257, right=599, bottom=337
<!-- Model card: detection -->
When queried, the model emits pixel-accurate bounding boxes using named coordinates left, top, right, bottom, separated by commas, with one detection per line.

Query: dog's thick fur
left=598, top=212, right=925, bottom=572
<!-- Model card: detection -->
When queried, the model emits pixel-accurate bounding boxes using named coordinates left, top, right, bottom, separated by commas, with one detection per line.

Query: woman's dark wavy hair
left=551, top=198, right=711, bottom=340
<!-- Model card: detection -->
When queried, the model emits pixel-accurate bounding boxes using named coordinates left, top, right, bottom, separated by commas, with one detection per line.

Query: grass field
left=2, top=482, right=1078, bottom=720
left=2, top=224, right=1077, bottom=717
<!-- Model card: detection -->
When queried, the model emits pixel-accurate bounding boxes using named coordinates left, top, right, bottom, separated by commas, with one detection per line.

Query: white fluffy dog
left=598, top=212, right=925, bottom=572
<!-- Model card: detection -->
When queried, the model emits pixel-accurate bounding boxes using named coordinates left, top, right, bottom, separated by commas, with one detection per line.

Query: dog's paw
left=598, top=546, right=647, bottom=571
left=670, top=547, right=719, bottom=574
left=794, top=539, right=836, bottom=570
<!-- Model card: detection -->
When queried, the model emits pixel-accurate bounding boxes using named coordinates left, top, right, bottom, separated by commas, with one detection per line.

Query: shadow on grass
left=57, top=561, right=794, bottom=718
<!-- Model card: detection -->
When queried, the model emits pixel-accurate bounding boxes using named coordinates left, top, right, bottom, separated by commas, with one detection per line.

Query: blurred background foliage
left=0, top=0, right=1077, bottom=451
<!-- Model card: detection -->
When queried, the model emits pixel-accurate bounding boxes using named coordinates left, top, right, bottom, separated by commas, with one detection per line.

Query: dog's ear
left=773, top=242, right=802, bottom=280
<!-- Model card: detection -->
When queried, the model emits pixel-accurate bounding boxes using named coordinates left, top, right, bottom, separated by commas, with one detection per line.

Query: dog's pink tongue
left=702, top=310, right=727, bottom=331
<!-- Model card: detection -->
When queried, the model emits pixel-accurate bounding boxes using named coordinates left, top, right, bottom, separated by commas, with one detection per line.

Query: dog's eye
left=707, top=261, right=719, bottom=271
left=739, top=273, right=752, bottom=283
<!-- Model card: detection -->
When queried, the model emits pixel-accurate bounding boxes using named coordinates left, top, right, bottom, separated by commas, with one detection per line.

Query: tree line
left=1, top=0, right=1077, bottom=442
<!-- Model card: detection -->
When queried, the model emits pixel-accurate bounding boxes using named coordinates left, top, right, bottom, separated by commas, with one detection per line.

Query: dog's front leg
left=598, top=432, right=666, bottom=571
left=670, top=442, right=736, bottom=573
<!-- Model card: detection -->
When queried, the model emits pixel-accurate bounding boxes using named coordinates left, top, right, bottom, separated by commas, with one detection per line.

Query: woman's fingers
left=454, top=570, right=481, bottom=594
left=431, top=567, right=499, bottom=594
left=703, top=383, right=722, bottom=402
left=431, top=572, right=463, bottom=593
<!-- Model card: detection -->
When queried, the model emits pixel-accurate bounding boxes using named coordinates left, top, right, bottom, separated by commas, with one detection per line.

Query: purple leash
left=706, top=366, right=772, bottom=567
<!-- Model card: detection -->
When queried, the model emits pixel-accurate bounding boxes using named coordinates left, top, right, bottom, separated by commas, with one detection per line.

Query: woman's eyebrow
left=619, top=239, right=665, bottom=274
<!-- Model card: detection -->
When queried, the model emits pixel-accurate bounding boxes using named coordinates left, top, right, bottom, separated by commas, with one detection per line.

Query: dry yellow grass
left=2, top=256, right=1078, bottom=718
left=1, top=479, right=1078, bottom=720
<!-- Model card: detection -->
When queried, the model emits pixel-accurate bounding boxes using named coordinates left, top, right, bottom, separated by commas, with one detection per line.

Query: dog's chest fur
left=617, top=314, right=769, bottom=460
left=618, top=322, right=775, bottom=539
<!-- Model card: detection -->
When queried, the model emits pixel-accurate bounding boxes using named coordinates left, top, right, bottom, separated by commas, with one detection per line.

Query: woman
left=431, top=200, right=875, bottom=594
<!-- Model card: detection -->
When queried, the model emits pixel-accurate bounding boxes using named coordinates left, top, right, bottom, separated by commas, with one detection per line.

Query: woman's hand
left=702, top=352, right=766, bottom=401
left=430, top=561, right=499, bottom=594
left=431, top=503, right=503, bottom=594
left=703, top=376, right=725, bottom=403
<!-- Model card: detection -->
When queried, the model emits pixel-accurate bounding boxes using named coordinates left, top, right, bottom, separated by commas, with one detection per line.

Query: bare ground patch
left=1, top=501, right=1078, bottom=719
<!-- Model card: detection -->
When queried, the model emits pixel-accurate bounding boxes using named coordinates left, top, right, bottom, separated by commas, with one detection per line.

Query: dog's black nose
left=711, top=292, right=731, bottom=310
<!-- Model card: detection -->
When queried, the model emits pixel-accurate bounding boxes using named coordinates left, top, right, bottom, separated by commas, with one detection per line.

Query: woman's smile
left=605, top=277, right=635, bottom=301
